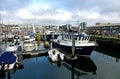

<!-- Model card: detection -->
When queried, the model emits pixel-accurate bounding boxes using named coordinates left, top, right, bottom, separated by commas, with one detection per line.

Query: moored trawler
left=52, top=33, right=98, bottom=57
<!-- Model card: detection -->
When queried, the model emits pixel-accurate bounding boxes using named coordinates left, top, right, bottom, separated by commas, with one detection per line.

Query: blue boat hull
left=52, top=42, right=96, bottom=56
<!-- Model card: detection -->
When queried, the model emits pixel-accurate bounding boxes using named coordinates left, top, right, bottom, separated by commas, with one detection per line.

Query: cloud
left=0, top=10, right=7, bottom=16
left=0, top=0, right=120, bottom=25
left=16, top=8, right=72, bottom=22
left=86, top=12, right=100, bottom=19
left=16, top=9, right=34, bottom=19
left=15, top=2, right=72, bottom=23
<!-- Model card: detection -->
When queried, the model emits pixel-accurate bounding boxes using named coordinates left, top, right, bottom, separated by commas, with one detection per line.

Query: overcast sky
left=0, top=0, right=120, bottom=26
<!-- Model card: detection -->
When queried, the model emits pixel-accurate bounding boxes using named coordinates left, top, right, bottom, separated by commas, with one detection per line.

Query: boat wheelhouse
left=44, top=30, right=60, bottom=41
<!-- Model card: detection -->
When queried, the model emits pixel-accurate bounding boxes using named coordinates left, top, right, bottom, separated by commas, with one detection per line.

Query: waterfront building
left=87, top=23, right=120, bottom=36
left=60, top=22, right=87, bottom=33
left=0, top=24, right=3, bottom=33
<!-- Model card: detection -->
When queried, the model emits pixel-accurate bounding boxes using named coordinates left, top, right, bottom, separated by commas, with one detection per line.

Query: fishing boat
left=48, top=49, right=64, bottom=62
left=52, top=33, right=98, bottom=57
left=0, top=52, right=17, bottom=70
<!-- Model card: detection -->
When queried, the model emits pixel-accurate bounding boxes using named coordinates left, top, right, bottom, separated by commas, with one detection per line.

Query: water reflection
left=95, top=47, right=120, bottom=63
left=95, top=46, right=120, bottom=59
left=63, top=56, right=97, bottom=79
left=0, top=64, right=24, bottom=79
left=0, top=70, right=5, bottom=79
left=0, top=70, right=12, bottom=79
left=7, top=72, right=11, bottom=79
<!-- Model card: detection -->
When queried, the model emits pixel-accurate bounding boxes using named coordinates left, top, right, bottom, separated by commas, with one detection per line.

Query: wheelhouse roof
left=62, top=33, right=89, bottom=37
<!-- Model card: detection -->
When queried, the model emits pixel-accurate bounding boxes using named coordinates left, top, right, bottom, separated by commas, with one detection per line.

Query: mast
left=32, top=24, right=36, bottom=33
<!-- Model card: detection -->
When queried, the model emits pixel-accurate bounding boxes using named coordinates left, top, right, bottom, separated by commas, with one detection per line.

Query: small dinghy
left=48, top=49, right=64, bottom=62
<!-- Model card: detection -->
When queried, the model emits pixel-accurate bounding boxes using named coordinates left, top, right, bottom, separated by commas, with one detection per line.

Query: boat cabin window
left=65, top=35, right=67, bottom=39
left=70, top=36, right=71, bottom=39
left=86, top=37, right=88, bottom=40
left=79, top=37, right=81, bottom=40
left=84, top=36, right=87, bottom=40
left=81, top=37, right=83, bottom=40
left=88, top=36, right=90, bottom=40
left=9, top=44, right=14, bottom=46
left=65, top=35, right=67, bottom=38
left=67, top=35, right=69, bottom=39
left=75, top=36, right=77, bottom=40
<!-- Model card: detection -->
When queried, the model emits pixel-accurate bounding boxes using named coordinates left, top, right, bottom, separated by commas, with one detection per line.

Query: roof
left=63, top=33, right=89, bottom=37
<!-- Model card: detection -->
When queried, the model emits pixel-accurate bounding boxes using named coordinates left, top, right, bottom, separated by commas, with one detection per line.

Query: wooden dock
left=16, top=46, right=48, bottom=68
left=22, top=49, right=48, bottom=57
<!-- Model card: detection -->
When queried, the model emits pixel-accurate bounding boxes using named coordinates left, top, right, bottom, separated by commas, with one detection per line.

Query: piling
left=45, top=33, right=47, bottom=42
left=64, top=35, right=77, bottom=60
left=17, top=46, right=24, bottom=68
left=72, top=35, right=75, bottom=57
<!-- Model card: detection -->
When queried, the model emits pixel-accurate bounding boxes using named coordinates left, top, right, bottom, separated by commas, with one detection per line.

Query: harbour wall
left=92, top=35, right=120, bottom=58
left=92, top=35, right=120, bottom=50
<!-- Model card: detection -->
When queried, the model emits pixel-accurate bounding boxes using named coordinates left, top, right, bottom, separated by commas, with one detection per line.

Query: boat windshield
left=24, top=40, right=33, bottom=43
left=9, top=44, right=14, bottom=47
left=62, top=33, right=90, bottom=41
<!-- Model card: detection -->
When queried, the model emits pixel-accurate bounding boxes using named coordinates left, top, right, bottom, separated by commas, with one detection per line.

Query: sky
left=0, top=0, right=120, bottom=26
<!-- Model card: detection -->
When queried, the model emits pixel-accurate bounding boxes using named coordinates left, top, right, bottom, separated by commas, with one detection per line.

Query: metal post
left=45, top=33, right=47, bottom=42
left=5, top=32, right=7, bottom=48
left=50, top=42, right=52, bottom=49
left=72, top=35, right=75, bottom=57
left=62, top=33, right=63, bottom=40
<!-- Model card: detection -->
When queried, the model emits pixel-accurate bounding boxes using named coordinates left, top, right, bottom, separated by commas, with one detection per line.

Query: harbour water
left=0, top=43, right=120, bottom=79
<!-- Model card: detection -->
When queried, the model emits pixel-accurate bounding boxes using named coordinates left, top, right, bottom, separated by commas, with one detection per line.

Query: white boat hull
left=3, top=63, right=16, bottom=70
